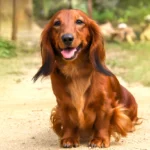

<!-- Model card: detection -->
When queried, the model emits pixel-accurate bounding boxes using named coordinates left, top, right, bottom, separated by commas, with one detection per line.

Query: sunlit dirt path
left=0, top=53, right=150, bottom=150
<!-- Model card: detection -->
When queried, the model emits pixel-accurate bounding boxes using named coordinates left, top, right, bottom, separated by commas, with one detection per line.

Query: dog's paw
left=88, top=137, right=110, bottom=148
left=61, top=137, right=80, bottom=148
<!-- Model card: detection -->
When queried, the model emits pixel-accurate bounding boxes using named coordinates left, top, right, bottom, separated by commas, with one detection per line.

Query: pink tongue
left=61, top=48, right=77, bottom=59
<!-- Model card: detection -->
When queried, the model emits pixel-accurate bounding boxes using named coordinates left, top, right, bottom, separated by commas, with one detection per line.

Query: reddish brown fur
left=34, top=9, right=139, bottom=148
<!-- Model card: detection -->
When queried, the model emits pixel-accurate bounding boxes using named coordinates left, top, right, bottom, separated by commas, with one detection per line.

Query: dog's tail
left=110, top=104, right=132, bottom=141
left=50, top=106, right=63, bottom=137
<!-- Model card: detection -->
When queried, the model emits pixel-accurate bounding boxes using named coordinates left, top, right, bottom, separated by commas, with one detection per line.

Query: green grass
left=0, top=42, right=40, bottom=77
left=0, top=38, right=17, bottom=58
left=106, top=42, right=150, bottom=86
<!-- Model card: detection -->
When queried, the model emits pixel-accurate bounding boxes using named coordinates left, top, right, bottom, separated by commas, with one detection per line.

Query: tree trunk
left=87, top=0, right=92, bottom=18
left=68, top=0, right=72, bottom=9
left=12, top=0, right=17, bottom=41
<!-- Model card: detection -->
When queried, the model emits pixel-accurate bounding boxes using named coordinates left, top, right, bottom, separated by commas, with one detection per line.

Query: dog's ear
left=89, top=20, right=113, bottom=76
left=33, top=23, right=55, bottom=82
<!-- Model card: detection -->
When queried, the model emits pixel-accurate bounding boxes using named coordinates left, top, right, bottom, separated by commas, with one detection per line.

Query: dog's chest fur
left=60, top=63, right=92, bottom=128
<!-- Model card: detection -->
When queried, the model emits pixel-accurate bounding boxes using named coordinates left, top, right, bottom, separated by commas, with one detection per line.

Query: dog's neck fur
left=55, top=55, right=93, bottom=77
left=56, top=56, right=93, bottom=128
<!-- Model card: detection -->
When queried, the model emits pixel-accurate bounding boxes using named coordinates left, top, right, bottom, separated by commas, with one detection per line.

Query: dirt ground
left=0, top=53, right=150, bottom=150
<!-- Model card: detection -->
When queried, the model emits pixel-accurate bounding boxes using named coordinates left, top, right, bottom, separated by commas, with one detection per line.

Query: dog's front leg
left=89, top=103, right=112, bottom=148
left=60, top=107, right=80, bottom=148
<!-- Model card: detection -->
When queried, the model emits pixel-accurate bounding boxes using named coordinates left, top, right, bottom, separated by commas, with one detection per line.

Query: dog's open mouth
left=61, top=44, right=82, bottom=60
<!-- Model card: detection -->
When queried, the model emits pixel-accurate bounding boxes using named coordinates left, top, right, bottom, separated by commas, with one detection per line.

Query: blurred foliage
left=0, top=38, right=17, bottom=58
left=93, top=0, right=150, bottom=24
left=33, top=0, right=69, bottom=20
left=93, top=9, right=115, bottom=23
left=33, top=0, right=150, bottom=25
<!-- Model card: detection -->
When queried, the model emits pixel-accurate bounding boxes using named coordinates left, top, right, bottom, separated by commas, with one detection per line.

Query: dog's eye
left=76, top=19, right=84, bottom=25
left=54, top=21, right=61, bottom=26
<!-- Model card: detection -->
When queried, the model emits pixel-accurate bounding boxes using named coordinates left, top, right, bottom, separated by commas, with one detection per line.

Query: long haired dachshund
left=33, top=9, right=139, bottom=148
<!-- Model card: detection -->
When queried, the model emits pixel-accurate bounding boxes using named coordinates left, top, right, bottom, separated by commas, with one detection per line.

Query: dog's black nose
left=61, top=34, right=74, bottom=46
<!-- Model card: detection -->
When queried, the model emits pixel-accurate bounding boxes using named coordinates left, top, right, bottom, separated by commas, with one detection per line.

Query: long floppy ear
left=89, top=20, right=113, bottom=76
left=33, top=23, right=55, bottom=82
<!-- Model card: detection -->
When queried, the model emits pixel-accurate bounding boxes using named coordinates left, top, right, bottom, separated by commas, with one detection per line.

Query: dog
left=33, top=9, right=139, bottom=148
left=112, top=23, right=136, bottom=44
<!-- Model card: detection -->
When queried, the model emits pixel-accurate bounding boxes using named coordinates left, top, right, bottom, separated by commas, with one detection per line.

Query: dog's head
left=33, top=9, right=112, bottom=81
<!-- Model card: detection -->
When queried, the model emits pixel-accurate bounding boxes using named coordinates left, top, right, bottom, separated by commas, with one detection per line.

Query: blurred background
left=0, top=0, right=150, bottom=85
left=0, top=1, right=150, bottom=149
